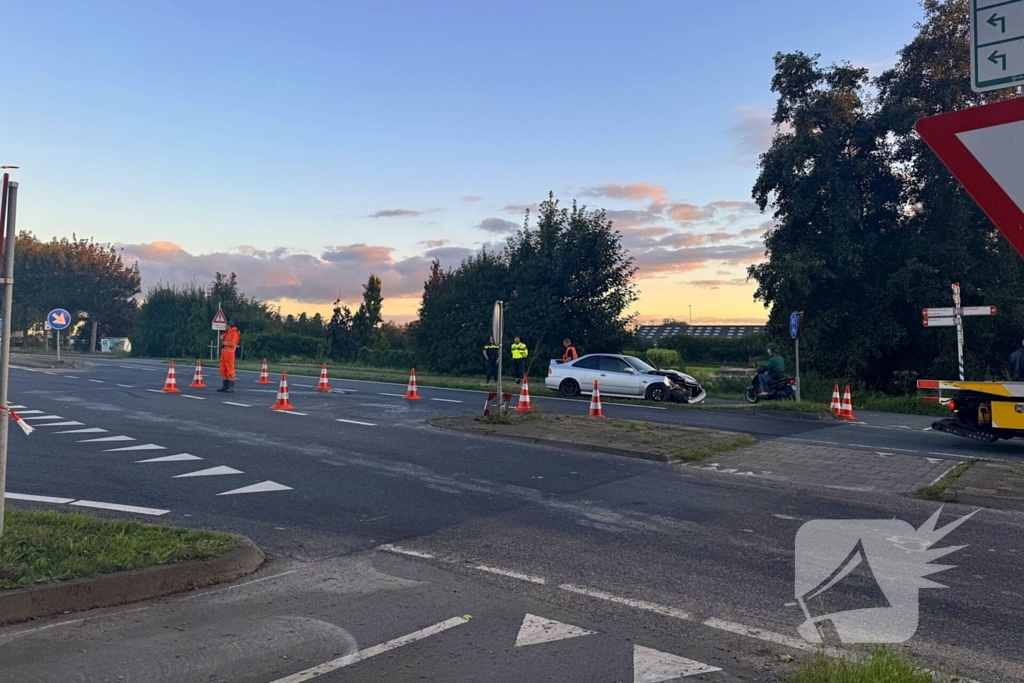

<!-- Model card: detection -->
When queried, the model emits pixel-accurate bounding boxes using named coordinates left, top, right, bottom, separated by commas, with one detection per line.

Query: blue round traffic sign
left=47, top=309, right=72, bottom=330
left=790, top=311, right=801, bottom=340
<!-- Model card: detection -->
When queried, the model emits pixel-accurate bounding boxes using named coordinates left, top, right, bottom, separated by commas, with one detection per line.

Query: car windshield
left=623, top=356, right=657, bottom=374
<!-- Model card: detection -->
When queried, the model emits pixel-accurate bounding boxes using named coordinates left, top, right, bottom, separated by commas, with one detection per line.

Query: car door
left=597, top=356, right=639, bottom=396
left=568, top=356, right=601, bottom=392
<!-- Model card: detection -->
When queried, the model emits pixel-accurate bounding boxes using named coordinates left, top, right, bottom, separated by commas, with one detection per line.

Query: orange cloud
left=584, top=183, right=668, bottom=206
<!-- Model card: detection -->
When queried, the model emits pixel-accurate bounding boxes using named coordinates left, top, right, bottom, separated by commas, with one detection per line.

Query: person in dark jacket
left=1010, top=340, right=1024, bottom=381
left=483, top=336, right=500, bottom=383
left=756, top=348, right=785, bottom=395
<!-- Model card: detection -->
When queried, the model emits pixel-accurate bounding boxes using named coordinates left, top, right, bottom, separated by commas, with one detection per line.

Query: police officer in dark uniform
left=483, top=336, right=500, bottom=383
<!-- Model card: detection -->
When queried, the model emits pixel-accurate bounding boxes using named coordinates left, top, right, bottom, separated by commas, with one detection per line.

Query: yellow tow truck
left=918, top=380, right=1024, bottom=444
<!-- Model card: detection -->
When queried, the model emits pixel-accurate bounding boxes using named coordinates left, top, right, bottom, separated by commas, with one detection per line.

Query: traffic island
left=0, top=509, right=263, bottom=626
left=937, top=459, right=1024, bottom=511
left=429, top=413, right=754, bottom=463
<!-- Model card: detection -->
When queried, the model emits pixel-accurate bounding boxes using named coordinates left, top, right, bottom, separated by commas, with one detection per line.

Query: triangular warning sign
left=915, top=98, right=1024, bottom=258
left=212, top=308, right=227, bottom=324
left=514, top=614, right=595, bottom=648
left=633, top=645, right=721, bottom=682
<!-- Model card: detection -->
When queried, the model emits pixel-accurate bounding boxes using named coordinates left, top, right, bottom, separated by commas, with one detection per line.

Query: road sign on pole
left=915, top=98, right=1024, bottom=259
left=922, top=284, right=996, bottom=379
left=971, top=0, right=1024, bottom=93
left=962, top=305, right=998, bottom=316
left=790, top=312, right=803, bottom=401
left=48, top=308, right=71, bottom=364
left=212, top=308, right=227, bottom=331
left=922, top=317, right=957, bottom=327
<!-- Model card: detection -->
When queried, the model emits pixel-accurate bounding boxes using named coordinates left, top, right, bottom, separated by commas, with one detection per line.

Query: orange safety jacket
left=562, top=346, right=578, bottom=362
left=222, top=327, right=240, bottom=354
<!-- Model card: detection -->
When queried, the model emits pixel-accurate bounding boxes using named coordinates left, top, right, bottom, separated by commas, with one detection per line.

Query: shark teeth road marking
left=13, top=410, right=43, bottom=415
left=21, top=415, right=63, bottom=421
left=4, top=493, right=75, bottom=504
left=216, top=480, right=292, bottom=495
left=102, top=444, right=166, bottom=452
left=173, top=465, right=243, bottom=478
left=8, top=405, right=27, bottom=409
left=55, top=428, right=108, bottom=434
left=70, top=500, right=169, bottom=516
left=515, top=614, right=595, bottom=647
left=33, top=421, right=86, bottom=427
left=633, top=644, right=721, bottom=682
left=336, top=418, right=376, bottom=426
left=138, top=453, right=203, bottom=463
left=78, top=435, right=135, bottom=443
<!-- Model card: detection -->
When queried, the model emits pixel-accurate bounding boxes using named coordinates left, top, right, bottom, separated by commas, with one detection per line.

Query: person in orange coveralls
left=216, top=321, right=240, bottom=393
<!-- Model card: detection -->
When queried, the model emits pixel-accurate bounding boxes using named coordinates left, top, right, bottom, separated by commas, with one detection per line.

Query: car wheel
left=559, top=378, right=581, bottom=398
left=744, top=386, right=758, bottom=404
left=646, top=385, right=668, bottom=402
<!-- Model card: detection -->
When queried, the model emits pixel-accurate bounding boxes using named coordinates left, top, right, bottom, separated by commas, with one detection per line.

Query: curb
left=700, top=406, right=836, bottom=422
left=0, top=535, right=264, bottom=627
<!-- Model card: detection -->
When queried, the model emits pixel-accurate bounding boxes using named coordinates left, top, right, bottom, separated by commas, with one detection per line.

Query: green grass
left=0, top=509, right=235, bottom=590
left=789, top=649, right=960, bottom=683
left=677, top=434, right=756, bottom=462
left=918, top=460, right=976, bottom=501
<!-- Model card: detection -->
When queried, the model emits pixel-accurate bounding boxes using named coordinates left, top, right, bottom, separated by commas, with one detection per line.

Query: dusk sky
left=4, top=1, right=925, bottom=324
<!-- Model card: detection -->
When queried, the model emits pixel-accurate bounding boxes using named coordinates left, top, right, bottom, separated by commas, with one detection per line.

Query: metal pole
left=496, top=303, right=503, bottom=413
left=0, top=182, right=19, bottom=537
left=795, top=337, right=801, bottom=402
left=57, top=330, right=61, bottom=363
left=956, top=314, right=965, bottom=381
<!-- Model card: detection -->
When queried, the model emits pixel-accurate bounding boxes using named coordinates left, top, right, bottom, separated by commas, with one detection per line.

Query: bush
left=646, top=348, right=681, bottom=368
left=656, top=333, right=768, bottom=366
left=357, top=347, right=417, bottom=369
left=243, top=332, right=325, bottom=361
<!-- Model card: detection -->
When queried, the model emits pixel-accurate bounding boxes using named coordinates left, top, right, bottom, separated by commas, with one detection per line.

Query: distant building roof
left=637, top=324, right=764, bottom=343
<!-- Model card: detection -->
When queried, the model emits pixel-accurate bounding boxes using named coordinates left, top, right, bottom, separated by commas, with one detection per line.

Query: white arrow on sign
left=923, top=307, right=956, bottom=318
left=923, top=317, right=957, bottom=327
left=962, top=305, right=997, bottom=316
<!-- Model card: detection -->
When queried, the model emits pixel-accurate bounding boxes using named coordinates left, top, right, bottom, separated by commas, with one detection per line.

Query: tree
left=327, top=299, right=358, bottom=361
left=351, top=274, right=384, bottom=349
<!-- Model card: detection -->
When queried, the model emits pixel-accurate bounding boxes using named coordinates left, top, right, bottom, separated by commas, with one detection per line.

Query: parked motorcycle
left=744, top=375, right=797, bottom=403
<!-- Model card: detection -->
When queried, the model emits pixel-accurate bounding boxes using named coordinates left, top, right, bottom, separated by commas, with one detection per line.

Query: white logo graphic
left=794, top=507, right=978, bottom=644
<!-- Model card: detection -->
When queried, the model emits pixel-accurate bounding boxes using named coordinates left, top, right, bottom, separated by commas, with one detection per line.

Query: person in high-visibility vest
left=483, top=336, right=500, bottom=384
left=217, top=321, right=241, bottom=393
left=510, top=336, right=528, bottom=384
left=562, top=338, right=579, bottom=362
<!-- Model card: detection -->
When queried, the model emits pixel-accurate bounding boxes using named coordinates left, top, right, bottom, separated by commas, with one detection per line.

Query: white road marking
left=5, top=493, right=75, bottom=504
left=217, top=480, right=293, bottom=495
left=145, top=389, right=163, bottom=393
left=102, top=444, right=166, bottom=452
left=474, top=565, right=547, bottom=584
left=293, top=384, right=315, bottom=388
left=607, top=403, right=668, bottom=411
left=34, top=421, right=86, bottom=428
left=270, top=617, right=469, bottom=683
left=173, top=465, right=244, bottom=478
left=181, top=395, right=205, bottom=400
left=376, top=543, right=434, bottom=559
left=71, top=500, right=169, bottom=516
left=702, top=618, right=839, bottom=655
left=278, top=411, right=309, bottom=416
left=927, top=466, right=957, bottom=487
left=925, top=457, right=944, bottom=464
left=336, top=418, right=376, bottom=426
left=137, top=453, right=203, bottom=463
left=772, top=514, right=799, bottom=520
left=54, top=427, right=108, bottom=434
left=634, top=644, right=721, bottom=681
left=223, top=401, right=252, bottom=407
left=515, top=613, right=594, bottom=647
left=116, top=384, right=134, bottom=388
left=123, top=365, right=158, bottom=372
left=21, top=415, right=64, bottom=421
left=78, top=435, right=135, bottom=443
left=8, top=405, right=27, bottom=409
left=558, top=584, right=691, bottom=621
left=88, top=379, right=105, bottom=383
left=784, top=438, right=840, bottom=446
left=63, top=376, right=79, bottom=379
left=13, top=410, right=43, bottom=415
left=431, top=398, right=462, bottom=403
left=43, top=372, right=56, bottom=376
left=379, top=392, right=406, bottom=397
left=923, top=427, right=933, bottom=431
left=930, top=451, right=966, bottom=458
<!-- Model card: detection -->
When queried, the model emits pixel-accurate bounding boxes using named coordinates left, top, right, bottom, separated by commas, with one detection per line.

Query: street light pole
left=0, top=181, right=19, bottom=537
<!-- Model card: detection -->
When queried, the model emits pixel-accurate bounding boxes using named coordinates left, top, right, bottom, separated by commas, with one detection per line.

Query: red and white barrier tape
left=0, top=405, right=34, bottom=435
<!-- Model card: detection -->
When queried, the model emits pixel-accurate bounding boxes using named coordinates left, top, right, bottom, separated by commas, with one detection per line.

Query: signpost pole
left=0, top=183, right=19, bottom=537
left=953, top=283, right=965, bottom=381
left=56, top=330, right=60, bottom=363
left=795, top=337, right=801, bottom=402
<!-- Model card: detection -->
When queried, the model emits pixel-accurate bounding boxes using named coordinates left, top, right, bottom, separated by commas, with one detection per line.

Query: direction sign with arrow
left=47, top=309, right=71, bottom=330
left=971, top=0, right=1024, bottom=92
left=915, top=97, right=1024, bottom=259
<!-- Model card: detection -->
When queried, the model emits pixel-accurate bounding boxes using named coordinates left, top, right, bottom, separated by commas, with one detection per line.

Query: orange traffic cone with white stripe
left=589, top=380, right=604, bottom=418
left=316, top=363, right=331, bottom=392
left=257, top=358, right=271, bottom=384
left=515, top=376, right=532, bottom=413
left=162, top=362, right=180, bottom=393
left=271, top=372, right=294, bottom=411
left=404, top=368, right=422, bottom=400
left=839, top=385, right=856, bottom=421
left=830, top=385, right=842, bottom=417
left=189, top=360, right=207, bottom=388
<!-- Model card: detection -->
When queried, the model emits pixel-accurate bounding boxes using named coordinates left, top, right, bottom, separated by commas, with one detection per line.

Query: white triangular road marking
left=173, top=465, right=243, bottom=478
left=22, top=415, right=63, bottom=421
left=958, top=119, right=1024, bottom=213
left=137, top=454, right=203, bottom=463
left=78, top=435, right=135, bottom=443
left=55, top=428, right=108, bottom=434
left=217, top=480, right=293, bottom=496
left=13, top=410, right=43, bottom=415
left=34, top=421, right=85, bottom=427
left=514, top=614, right=596, bottom=648
left=102, top=444, right=166, bottom=452
left=633, top=645, right=721, bottom=682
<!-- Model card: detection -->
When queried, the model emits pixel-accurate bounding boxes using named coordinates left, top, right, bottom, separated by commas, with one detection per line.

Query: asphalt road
left=0, top=357, right=1022, bottom=683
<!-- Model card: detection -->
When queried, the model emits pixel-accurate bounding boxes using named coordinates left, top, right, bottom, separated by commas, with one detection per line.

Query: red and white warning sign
left=915, top=97, right=1024, bottom=259
left=212, top=308, right=227, bottom=331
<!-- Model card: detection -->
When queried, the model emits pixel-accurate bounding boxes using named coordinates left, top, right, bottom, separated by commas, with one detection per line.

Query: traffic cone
left=189, top=360, right=207, bottom=388
left=404, top=368, right=422, bottom=400
left=515, top=376, right=532, bottom=413
left=271, top=372, right=294, bottom=411
left=589, top=380, right=604, bottom=418
left=316, top=363, right=331, bottom=392
left=830, top=385, right=842, bottom=416
left=483, top=391, right=497, bottom=417
left=257, top=358, right=271, bottom=384
left=161, top=362, right=180, bottom=393
left=839, top=385, right=856, bottom=421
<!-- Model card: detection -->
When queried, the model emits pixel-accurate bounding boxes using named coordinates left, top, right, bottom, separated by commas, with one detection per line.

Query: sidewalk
left=946, top=460, right=1024, bottom=511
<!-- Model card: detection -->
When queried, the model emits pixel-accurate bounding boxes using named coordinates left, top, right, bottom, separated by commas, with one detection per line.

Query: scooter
left=744, top=375, right=797, bottom=403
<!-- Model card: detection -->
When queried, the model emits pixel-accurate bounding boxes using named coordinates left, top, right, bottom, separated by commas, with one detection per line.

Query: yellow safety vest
left=511, top=342, right=528, bottom=360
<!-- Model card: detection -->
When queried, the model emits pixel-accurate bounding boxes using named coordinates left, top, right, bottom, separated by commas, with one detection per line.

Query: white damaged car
left=546, top=354, right=706, bottom=404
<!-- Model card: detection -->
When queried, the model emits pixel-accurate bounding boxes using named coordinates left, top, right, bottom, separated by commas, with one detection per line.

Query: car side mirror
left=625, top=367, right=635, bottom=374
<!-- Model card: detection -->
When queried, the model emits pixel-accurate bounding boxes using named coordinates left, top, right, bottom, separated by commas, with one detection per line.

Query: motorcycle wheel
left=744, top=386, right=758, bottom=404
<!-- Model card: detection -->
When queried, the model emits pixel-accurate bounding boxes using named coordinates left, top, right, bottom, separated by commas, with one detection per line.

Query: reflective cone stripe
left=589, top=380, right=604, bottom=418
left=515, top=376, right=532, bottom=412
left=404, top=368, right=422, bottom=400
left=257, top=359, right=271, bottom=384
left=839, top=385, right=856, bottom=421
left=190, top=359, right=207, bottom=388
left=316, top=363, right=331, bottom=392
left=830, top=385, right=841, bottom=415
left=271, top=372, right=294, bottom=411
left=483, top=391, right=497, bottom=416
left=162, top=362, right=181, bottom=393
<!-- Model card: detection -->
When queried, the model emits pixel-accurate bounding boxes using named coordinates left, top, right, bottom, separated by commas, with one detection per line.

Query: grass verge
left=789, top=649, right=960, bottom=683
left=918, top=460, right=976, bottom=501
left=0, top=509, right=236, bottom=590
